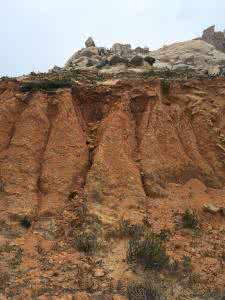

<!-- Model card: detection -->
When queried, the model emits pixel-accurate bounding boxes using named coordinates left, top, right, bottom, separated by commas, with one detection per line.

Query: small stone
left=203, top=203, right=220, bottom=214
left=208, top=225, right=213, bottom=231
left=85, top=37, right=96, bottom=48
left=52, top=296, right=73, bottom=300
left=51, top=99, right=59, bottom=106
left=74, top=292, right=90, bottom=300
left=208, top=65, right=221, bottom=77
left=94, top=268, right=105, bottom=277
left=159, top=274, right=165, bottom=280
left=113, top=295, right=128, bottom=300
left=219, top=225, right=225, bottom=232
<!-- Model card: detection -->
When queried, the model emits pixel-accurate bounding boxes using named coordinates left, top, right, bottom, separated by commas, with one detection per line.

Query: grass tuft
left=127, top=232, right=168, bottom=270
left=182, top=209, right=198, bottom=229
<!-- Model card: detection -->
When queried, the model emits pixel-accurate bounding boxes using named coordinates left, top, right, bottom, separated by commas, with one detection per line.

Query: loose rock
left=94, top=268, right=105, bottom=278
left=113, top=295, right=128, bottom=300
left=144, top=56, right=156, bottom=65
left=108, top=55, right=128, bottom=66
left=203, top=203, right=221, bottom=214
left=129, top=55, right=144, bottom=67
left=74, top=292, right=90, bottom=300
left=85, top=37, right=96, bottom=48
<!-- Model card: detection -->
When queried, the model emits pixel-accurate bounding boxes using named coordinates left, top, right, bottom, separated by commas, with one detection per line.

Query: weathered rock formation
left=64, top=31, right=225, bottom=76
left=150, top=39, right=225, bottom=76
left=201, top=25, right=225, bottom=53
left=65, top=38, right=155, bottom=71
left=85, top=37, right=96, bottom=48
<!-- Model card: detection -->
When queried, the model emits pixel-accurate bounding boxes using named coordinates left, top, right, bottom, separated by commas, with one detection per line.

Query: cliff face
left=1, top=79, right=224, bottom=219
left=0, top=77, right=225, bottom=299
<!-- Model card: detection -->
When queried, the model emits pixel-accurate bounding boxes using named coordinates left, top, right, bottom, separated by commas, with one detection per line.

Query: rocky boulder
left=129, top=55, right=144, bottom=66
left=65, top=47, right=100, bottom=69
left=49, top=65, right=63, bottom=73
left=144, top=56, right=156, bottom=66
left=85, top=37, right=96, bottom=48
left=108, top=55, right=128, bottom=66
left=208, top=65, right=221, bottom=77
left=111, top=43, right=133, bottom=57
left=135, top=46, right=150, bottom=54
left=96, top=59, right=109, bottom=69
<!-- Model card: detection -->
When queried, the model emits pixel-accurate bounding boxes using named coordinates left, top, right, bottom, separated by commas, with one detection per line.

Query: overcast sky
left=0, top=0, right=225, bottom=76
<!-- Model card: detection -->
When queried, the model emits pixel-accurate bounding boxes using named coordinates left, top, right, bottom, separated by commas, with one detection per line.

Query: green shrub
left=74, top=231, right=98, bottom=253
left=159, top=229, right=171, bottom=241
left=20, top=216, right=32, bottom=229
left=0, top=273, right=10, bottom=291
left=161, top=79, right=170, bottom=95
left=20, top=79, right=72, bottom=92
left=127, top=233, right=168, bottom=270
left=68, top=191, right=78, bottom=201
left=142, top=70, right=156, bottom=78
left=127, top=281, right=162, bottom=300
left=119, top=220, right=144, bottom=238
left=0, top=76, right=17, bottom=82
left=182, top=255, right=192, bottom=272
left=91, top=189, right=102, bottom=203
left=182, top=209, right=198, bottom=229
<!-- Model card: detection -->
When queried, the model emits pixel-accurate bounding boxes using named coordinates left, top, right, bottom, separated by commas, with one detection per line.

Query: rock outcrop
left=201, top=25, right=225, bottom=53
left=150, top=39, right=225, bottom=75
left=85, top=37, right=96, bottom=48
left=65, top=38, right=155, bottom=71
left=64, top=32, right=225, bottom=76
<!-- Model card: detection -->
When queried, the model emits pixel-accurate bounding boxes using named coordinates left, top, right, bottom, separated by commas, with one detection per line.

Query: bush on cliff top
left=20, top=79, right=72, bottom=92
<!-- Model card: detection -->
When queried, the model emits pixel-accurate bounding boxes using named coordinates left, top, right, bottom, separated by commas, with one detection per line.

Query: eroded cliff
left=0, top=76, right=225, bottom=299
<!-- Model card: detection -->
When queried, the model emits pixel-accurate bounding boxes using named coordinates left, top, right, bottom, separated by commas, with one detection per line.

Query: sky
left=0, top=0, right=225, bottom=76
